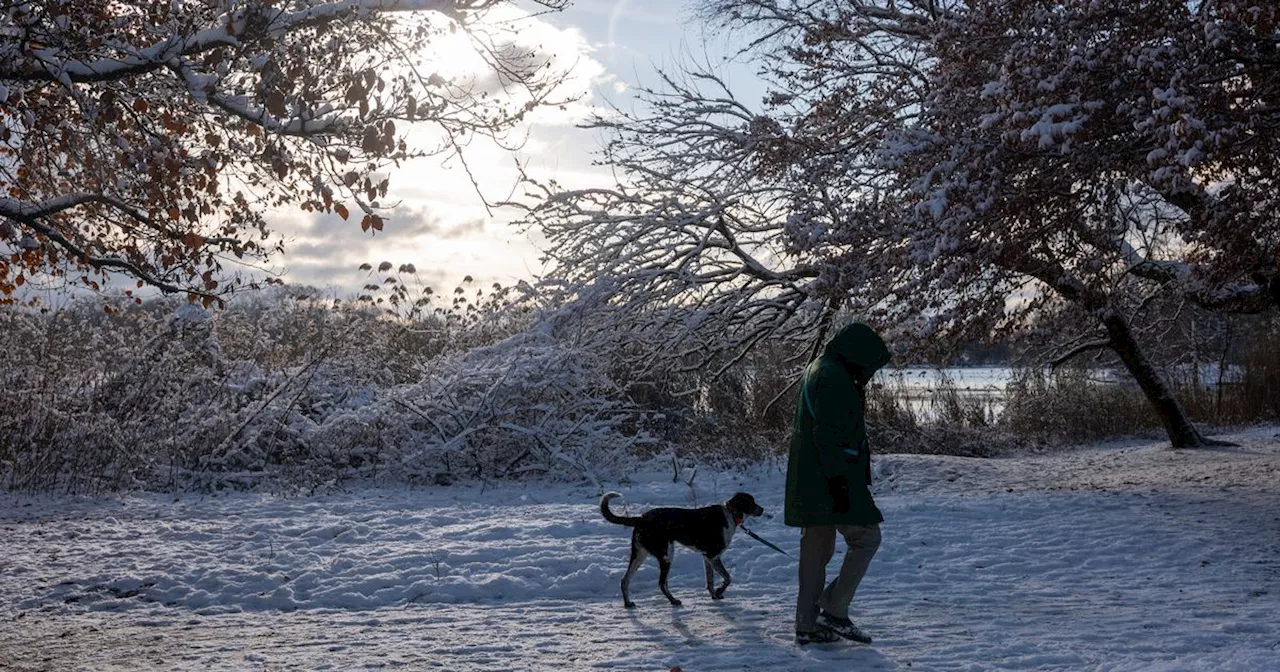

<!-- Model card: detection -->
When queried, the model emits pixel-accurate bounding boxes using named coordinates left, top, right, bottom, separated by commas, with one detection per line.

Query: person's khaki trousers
left=795, top=524, right=881, bottom=630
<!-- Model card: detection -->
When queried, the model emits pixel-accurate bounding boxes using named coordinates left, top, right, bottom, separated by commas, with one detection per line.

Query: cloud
left=608, top=0, right=632, bottom=56
left=283, top=208, right=485, bottom=258
left=385, top=206, right=486, bottom=239
left=415, top=4, right=615, bottom=129
left=264, top=4, right=634, bottom=295
left=269, top=202, right=542, bottom=297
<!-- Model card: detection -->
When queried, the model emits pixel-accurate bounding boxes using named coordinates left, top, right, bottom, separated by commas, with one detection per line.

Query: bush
left=0, top=286, right=654, bottom=493
left=999, top=366, right=1162, bottom=444
left=3, top=288, right=1273, bottom=493
left=1000, top=325, right=1280, bottom=445
left=360, top=329, right=660, bottom=487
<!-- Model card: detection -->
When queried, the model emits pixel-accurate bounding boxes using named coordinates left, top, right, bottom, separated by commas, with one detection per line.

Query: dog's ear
left=732, top=491, right=757, bottom=514
left=728, top=492, right=763, bottom=515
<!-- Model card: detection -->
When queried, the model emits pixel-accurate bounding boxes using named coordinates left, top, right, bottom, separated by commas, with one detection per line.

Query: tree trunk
left=1101, top=310, right=1213, bottom=448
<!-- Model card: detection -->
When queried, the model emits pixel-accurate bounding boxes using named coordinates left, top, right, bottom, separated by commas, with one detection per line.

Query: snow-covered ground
left=3, top=427, right=1279, bottom=671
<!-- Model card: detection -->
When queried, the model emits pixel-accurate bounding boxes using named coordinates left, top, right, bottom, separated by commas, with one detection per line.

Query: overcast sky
left=273, top=0, right=763, bottom=298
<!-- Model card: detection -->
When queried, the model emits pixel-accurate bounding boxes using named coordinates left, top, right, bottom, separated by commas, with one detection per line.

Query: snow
left=21, top=1, right=460, bottom=89
left=172, top=303, right=211, bottom=324
left=3, top=427, right=1279, bottom=670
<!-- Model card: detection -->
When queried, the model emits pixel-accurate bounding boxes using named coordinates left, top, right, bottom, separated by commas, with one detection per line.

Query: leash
left=740, top=524, right=794, bottom=559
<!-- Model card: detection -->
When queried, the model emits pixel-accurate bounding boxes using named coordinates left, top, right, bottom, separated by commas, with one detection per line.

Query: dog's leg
left=710, top=555, right=731, bottom=599
left=704, top=556, right=716, bottom=599
left=621, top=535, right=648, bottom=609
left=657, top=542, right=682, bottom=607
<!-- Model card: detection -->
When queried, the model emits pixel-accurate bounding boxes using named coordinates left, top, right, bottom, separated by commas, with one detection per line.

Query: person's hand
left=827, top=476, right=850, bottom=514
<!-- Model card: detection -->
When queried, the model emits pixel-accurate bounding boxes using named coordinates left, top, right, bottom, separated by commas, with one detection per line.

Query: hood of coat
left=823, top=322, right=891, bottom=386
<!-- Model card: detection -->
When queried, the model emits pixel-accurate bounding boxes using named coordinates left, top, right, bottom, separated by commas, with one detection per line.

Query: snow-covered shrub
left=0, top=285, right=654, bottom=492
left=344, top=330, right=657, bottom=486
left=0, top=303, right=180, bottom=493
left=6, top=285, right=1270, bottom=493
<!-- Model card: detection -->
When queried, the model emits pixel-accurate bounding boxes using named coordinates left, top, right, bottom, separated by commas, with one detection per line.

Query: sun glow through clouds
left=273, top=4, right=618, bottom=297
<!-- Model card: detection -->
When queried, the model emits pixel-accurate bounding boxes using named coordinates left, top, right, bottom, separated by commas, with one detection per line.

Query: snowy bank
left=2, top=427, right=1279, bottom=670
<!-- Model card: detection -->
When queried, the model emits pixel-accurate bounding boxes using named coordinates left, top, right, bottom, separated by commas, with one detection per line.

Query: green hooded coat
left=784, top=323, right=891, bottom=527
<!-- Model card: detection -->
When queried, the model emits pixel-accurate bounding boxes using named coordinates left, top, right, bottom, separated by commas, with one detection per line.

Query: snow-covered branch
left=168, top=58, right=348, bottom=138
left=1, top=194, right=150, bottom=222
left=521, top=0, right=1275, bottom=446
left=2, top=1, right=463, bottom=84
left=14, top=210, right=218, bottom=299
left=0, top=0, right=569, bottom=300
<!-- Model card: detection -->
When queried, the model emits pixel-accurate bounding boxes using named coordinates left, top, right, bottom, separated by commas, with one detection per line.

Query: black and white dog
left=600, top=492, right=764, bottom=608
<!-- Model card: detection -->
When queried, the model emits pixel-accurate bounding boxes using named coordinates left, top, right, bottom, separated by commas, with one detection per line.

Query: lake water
left=878, top=366, right=1013, bottom=392
left=873, top=367, right=1012, bottom=420
left=874, top=365, right=1243, bottom=421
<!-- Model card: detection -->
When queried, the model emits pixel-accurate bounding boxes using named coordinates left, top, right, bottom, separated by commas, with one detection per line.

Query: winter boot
left=816, top=611, right=872, bottom=644
left=795, top=627, right=841, bottom=646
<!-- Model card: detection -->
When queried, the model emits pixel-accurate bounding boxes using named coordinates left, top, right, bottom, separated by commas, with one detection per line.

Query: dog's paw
left=668, top=599, right=683, bottom=607
left=714, top=587, right=728, bottom=599
left=624, top=601, right=636, bottom=609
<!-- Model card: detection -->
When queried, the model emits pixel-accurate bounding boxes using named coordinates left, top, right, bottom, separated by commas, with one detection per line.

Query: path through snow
left=2, top=428, right=1279, bottom=670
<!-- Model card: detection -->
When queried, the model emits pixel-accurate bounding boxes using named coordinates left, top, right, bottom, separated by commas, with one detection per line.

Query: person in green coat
left=786, top=322, right=890, bottom=645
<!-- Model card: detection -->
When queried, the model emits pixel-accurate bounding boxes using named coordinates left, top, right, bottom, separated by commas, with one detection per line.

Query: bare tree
left=516, top=69, right=830, bottom=381
left=519, top=0, right=1279, bottom=447
left=0, top=0, right=568, bottom=305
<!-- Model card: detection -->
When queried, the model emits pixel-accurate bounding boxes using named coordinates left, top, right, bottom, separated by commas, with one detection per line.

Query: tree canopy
left=1, top=0, right=567, bottom=306
left=520, top=0, right=1279, bottom=446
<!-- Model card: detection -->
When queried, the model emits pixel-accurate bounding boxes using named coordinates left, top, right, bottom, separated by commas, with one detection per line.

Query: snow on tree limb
left=0, top=0, right=569, bottom=303
left=1, top=1, right=465, bottom=83
left=520, top=0, right=1277, bottom=446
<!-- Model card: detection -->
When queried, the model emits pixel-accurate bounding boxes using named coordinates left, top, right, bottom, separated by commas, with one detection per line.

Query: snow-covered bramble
left=0, top=285, right=652, bottom=492
left=366, top=329, right=656, bottom=486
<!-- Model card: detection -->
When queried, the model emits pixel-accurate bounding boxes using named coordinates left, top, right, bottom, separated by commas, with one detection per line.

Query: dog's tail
left=600, top=492, right=642, bottom=527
